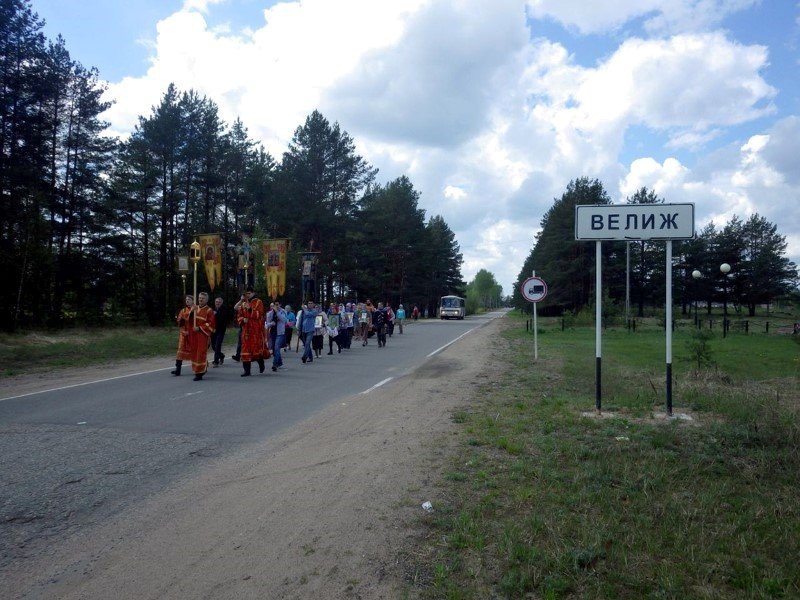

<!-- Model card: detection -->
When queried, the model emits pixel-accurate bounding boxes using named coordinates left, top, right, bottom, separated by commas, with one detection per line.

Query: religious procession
left=169, top=235, right=410, bottom=381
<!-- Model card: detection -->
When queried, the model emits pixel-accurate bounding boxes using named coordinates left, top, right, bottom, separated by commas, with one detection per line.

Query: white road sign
left=575, top=203, right=695, bottom=241
left=521, top=276, right=548, bottom=303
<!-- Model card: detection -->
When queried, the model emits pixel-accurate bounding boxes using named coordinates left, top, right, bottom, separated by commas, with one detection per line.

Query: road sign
left=575, top=203, right=695, bottom=241
left=521, top=276, right=548, bottom=303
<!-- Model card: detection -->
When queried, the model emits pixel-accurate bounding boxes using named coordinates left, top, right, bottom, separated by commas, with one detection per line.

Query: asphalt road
left=0, top=311, right=505, bottom=569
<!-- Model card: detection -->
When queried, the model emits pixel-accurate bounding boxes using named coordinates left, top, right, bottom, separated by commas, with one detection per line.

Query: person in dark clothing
left=211, top=297, right=229, bottom=366
left=373, top=302, right=387, bottom=348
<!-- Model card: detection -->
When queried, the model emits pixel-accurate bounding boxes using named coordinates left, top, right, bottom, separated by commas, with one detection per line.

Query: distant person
left=313, top=308, right=327, bottom=358
left=300, top=301, right=319, bottom=363
left=412, top=305, right=419, bottom=321
left=374, top=302, right=387, bottom=348
left=386, top=304, right=395, bottom=337
left=270, top=301, right=287, bottom=372
left=396, top=304, right=406, bottom=334
left=284, top=305, right=296, bottom=351
left=326, top=303, right=342, bottom=355
left=265, top=302, right=277, bottom=353
left=342, top=302, right=354, bottom=349
left=211, top=297, right=229, bottom=367
left=231, top=294, right=245, bottom=362
left=357, top=302, right=371, bottom=345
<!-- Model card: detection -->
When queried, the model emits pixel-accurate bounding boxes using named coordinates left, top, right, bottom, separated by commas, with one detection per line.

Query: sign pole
left=666, top=240, right=673, bottom=416
left=520, top=274, right=548, bottom=363
left=532, top=270, right=538, bottom=361
left=595, top=241, right=602, bottom=413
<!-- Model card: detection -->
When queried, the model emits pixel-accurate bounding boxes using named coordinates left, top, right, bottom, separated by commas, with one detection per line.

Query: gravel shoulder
left=1, top=316, right=509, bottom=599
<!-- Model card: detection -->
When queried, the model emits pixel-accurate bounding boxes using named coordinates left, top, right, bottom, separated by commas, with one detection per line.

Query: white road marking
left=426, top=327, right=478, bottom=358
left=361, top=377, right=393, bottom=395
left=0, top=368, right=173, bottom=402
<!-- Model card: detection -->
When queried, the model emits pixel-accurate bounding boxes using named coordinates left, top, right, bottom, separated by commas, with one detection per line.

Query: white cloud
left=97, top=0, right=796, bottom=291
left=182, top=0, right=227, bottom=14
left=620, top=157, right=689, bottom=197
left=618, top=117, right=800, bottom=265
left=526, top=0, right=759, bottom=35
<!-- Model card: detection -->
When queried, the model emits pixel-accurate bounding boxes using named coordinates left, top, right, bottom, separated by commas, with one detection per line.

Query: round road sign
left=521, top=276, right=548, bottom=303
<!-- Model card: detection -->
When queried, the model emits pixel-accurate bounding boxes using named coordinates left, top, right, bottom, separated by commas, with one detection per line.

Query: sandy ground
left=1, top=316, right=508, bottom=599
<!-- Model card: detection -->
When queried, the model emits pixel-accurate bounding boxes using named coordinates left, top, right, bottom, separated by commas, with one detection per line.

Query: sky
left=33, top=0, right=800, bottom=295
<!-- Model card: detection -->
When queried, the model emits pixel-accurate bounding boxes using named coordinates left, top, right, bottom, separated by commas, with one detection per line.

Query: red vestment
left=175, top=307, right=193, bottom=361
left=190, top=305, right=216, bottom=375
left=237, top=296, right=266, bottom=362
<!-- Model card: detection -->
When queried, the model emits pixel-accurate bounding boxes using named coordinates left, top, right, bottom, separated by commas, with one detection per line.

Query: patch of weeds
left=452, top=410, right=469, bottom=424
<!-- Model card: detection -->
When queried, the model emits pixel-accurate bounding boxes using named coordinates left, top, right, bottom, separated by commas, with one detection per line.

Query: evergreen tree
left=625, top=187, right=665, bottom=317
left=279, top=110, right=376, bottom=303
left=515, top=178, right=611, bottom=312
left=422, top=215, right=465, bottom=315
left=353, top=176, right=427, bottom=303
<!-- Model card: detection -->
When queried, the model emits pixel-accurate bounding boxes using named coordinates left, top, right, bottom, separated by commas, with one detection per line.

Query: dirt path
left=2, top=316, right=508, bottom=599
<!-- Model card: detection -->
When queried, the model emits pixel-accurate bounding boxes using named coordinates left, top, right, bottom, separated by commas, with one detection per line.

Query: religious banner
left=198, top=234, right=223, bottom=290
left=262, top=238, right=289, bottom=300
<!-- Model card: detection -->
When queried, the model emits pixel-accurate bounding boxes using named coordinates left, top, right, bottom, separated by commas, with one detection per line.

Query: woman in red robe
left=236, top=286, right=266, bottom=376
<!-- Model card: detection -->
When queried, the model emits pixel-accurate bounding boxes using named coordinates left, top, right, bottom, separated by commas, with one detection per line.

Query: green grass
left=0, top=327, right=178, bottom=377
left=412, top=315, right=800, bottom=599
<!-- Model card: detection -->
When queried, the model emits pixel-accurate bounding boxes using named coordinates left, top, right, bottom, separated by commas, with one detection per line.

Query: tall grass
left=412, top=315, right=800, bottom=599
left=0, top=327, right=177, bottom=376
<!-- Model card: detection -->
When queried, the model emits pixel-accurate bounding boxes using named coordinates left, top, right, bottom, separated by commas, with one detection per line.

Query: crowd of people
left=170, top=286, right=415, bottom=381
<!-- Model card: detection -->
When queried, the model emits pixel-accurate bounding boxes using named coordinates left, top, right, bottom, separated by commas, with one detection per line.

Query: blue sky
left=31, top=0, right=800, bottom=293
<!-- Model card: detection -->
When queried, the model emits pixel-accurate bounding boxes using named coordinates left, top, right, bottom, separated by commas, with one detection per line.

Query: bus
left=439, top=295, right=465, bottom=320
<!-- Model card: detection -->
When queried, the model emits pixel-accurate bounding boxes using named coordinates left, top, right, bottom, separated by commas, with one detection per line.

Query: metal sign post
left=520, top=273, right=548, bottom=361
left=575, top=203, right=694, bottom=416
left=595, top=241, right=602, bottom=412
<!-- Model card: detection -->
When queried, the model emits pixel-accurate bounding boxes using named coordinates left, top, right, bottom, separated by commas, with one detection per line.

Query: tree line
left=514, top=178, right=799, bottom=317
left=1, top=0, right=465, bottom=330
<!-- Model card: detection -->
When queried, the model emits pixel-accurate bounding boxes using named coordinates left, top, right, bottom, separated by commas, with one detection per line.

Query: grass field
left=413, top=313, right=800, bottom=599
left=0, top=327, right=177, bottom=377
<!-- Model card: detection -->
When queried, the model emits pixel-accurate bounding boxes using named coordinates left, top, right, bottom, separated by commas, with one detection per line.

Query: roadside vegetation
left=0, top=327, right=176, bottom=377
left=412, top=311, right=800, bottom=598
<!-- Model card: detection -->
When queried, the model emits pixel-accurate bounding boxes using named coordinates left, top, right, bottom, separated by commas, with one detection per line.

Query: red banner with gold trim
left=263, top=238, right=289, bottom=300
left=198, top=234, right=222, bottom=290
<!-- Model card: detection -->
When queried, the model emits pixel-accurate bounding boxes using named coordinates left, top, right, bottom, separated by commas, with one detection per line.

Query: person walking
left=270, top=301, right=287, bottom=371
left=284, top=305, right=296, bottom=351
left=312, top=308, right=327, bottom=358
left=396, top=304, right=406, bottom=334
left=374, top=302, right=387, bottom=348
left=357, top=302, right=372, bottom=346
left=188, top=292, right=216, bottom=380
left=172, top=295, right=195, bottom=376
left=326, top=303, right=341, bottom=355
left=231, top=295, right=245, bottom=362
left=300, top=301, right=319, bottom=363
left=236, top=286, right=266, bottom=376
left=265, top=302, right=277, bottom=354
left=211, top=296, right=229, bottom=366
left=386, top=304, right=395, bottom=337
left=342, top=302, right=354, bottom=349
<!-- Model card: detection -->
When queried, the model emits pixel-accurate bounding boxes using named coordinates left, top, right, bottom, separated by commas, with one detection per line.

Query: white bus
left=439, top=295, right=465, bottom=320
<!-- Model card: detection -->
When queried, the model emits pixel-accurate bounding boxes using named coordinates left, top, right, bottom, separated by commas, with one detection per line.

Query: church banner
left=263, top=238, right=289, bottom=300
left=198, top=234, right=223, bottom=290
